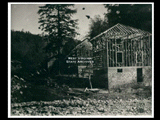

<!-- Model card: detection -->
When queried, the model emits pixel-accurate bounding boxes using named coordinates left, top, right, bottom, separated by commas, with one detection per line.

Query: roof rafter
left=90, top=23, right=151, bottom=41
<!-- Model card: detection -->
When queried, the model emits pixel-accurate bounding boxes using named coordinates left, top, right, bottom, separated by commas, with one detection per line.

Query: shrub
left=11, top=75, right=29, bottom=103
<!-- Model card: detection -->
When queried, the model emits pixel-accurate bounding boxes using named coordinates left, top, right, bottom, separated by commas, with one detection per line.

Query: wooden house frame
left=90, top=23, right=152, bottom=89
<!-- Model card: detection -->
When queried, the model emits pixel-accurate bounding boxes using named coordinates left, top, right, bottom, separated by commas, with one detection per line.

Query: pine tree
left=38, top=4, right=79, bottom=75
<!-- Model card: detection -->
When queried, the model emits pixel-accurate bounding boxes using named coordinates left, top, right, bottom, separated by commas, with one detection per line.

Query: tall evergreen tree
left=38, top=4, right=79, bottom=74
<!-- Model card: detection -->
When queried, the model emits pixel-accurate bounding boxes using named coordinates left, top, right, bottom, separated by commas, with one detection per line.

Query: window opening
left=117, top=69, right=123, bottom=72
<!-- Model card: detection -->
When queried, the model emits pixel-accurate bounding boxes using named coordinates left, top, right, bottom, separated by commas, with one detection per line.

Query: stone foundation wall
left=108, top=66, right=152, bottom=89
left=108, top=67, right=137, bottom=89
left=143, top=66, right=152, bottom=86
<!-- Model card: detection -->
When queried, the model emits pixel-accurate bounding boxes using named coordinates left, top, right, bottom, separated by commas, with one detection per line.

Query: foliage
left=38, top=4, right=79, bottom=57
left=47, top=38, right=81, bottom=75
left=11, top=30, right=47, bottom=76
left=37, top=4, right=79, bottom=74
left=87, top=4, right=152, bottom=39
left=11, top=20, right=80, bottom=103
left=11, top=75, right=31, bottom=103
left=104, top=4, right=152, bottom=32
left=11, top=30, right=49, bottom=103
left=87, top=15, right=109, bottom=39
left=11, top=74, right=72, bottom=103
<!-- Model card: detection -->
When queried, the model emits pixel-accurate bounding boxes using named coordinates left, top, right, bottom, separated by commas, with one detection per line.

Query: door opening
left=137, top=68, right=143, bottom=82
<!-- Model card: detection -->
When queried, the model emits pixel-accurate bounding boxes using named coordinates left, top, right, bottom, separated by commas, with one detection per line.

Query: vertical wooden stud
left=115, top=37, right=117, bottom=67
left=148, top=34, right=151, bottom=66
left=106, top=39, right=109, bottom=67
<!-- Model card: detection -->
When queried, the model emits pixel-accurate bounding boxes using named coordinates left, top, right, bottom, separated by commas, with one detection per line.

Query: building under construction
left=90, top=23, right=152, bottom=89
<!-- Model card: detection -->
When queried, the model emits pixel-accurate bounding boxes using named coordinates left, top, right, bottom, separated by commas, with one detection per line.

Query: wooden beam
left=141, top=36, right=144, bottom=66
left=106, top=39, right=109, bottom=67
left=109, top=40, right=111, bottom=66
left=128, top=37, right=130, bottom=66
left=126, top=36, right=128, bottom=66
left=132, top=40, right=134, bottom=66
left=115, top=37, right=117, bottom=67
left=102, top=37, right=105, bottom=68
left=146, top=36, right=149, bottom=66
left=148, top=34, right=151, bottom=66
left=111, top=40, right=113, bottom=67
left=113, top=39, right=115, bottom=67
left=144, top=39, right=146, bottom=66
left=134, top=40, right=136, bottom=66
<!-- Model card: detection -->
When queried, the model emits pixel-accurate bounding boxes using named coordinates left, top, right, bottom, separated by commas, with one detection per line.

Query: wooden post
left=106, top=39, right=109, bottom=67
left=111, top=39, right=112, bottom=67
left=102, top=36, right=105, bottom=68
left=134, top=40, right=136, bottom=66
left=146, top=36, right=149, bottom=66
left=128, top=36, right=130, bottom=66
left=104, top=37, right=109, bottom=90
left=143, top=38, right=146, bottom=66
left=109, top=40, right=110, bottom=67
left=88, top=74, right=92, bottom=89
left=145, top=37, right=147, bottom=66
left=141, top=36, right=144, bottom=66
left=125, top=37, right=127, bottom=66
left=148, top=34, right=151, bottom=66
left=130, top=39, right=133, bottom=66
left=113, top=39, right=115, bottom=67
left=105, top=38, right=109, bottom=91
left=75, top=49, right=79, bottom=78
left=115, top=38, right=117, bottom=67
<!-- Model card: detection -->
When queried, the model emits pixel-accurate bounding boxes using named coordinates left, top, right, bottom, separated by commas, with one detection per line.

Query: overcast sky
left=11, top=3, right=107, bottom=40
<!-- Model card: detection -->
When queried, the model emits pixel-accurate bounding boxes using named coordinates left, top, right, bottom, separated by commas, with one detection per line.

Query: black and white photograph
left=8, top=2, right=154, bottom=118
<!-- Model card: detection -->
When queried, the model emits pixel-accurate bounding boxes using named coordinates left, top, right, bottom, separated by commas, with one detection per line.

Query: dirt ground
left=11, top=85, right=152, bottom=116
